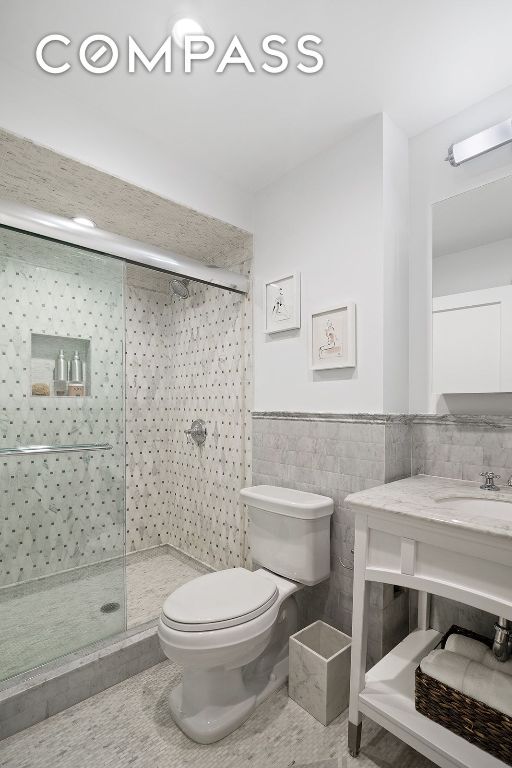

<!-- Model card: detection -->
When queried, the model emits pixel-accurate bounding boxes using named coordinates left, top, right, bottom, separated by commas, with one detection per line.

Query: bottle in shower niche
left=53, top=349, right=68, bottom=396
left=68, top=350, right=85, bottom=397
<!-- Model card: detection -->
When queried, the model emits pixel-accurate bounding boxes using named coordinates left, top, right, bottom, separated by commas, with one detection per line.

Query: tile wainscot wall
left=252, top=412, right=411, bottom=666
left=411, top=414, right=512, bottom=637
left=252, top=411, right=512, bottom=662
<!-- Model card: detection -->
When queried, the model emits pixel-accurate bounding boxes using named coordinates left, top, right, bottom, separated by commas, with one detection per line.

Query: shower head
left=170, top=277, right=190, bottom=299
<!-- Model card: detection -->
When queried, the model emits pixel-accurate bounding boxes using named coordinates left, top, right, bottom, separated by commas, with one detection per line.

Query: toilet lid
left=161, top=568, right=279, bottom=632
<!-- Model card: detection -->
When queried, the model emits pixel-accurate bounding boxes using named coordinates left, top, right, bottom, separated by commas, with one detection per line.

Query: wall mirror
left=432, top=175, right=512, bottom=395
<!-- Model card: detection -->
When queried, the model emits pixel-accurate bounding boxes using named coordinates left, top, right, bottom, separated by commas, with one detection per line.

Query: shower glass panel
left=0, top=226, right=126, bottom=681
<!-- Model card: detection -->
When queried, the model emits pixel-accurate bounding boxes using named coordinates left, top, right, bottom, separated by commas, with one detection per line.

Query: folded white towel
left=420, top=649, right=471, bottom=691
left=444, top=632, right=512, bottom=677
left=420, top=649, right=512, bottom=718
left=483, top=650, right=512, bottom=677
left=463, top=660, right=512, bottom=718
left=445, top=633, right=488, bottom=662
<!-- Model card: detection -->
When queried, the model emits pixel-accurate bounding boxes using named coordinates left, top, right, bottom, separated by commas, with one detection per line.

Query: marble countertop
left=346, top=474, right=512, bottom=540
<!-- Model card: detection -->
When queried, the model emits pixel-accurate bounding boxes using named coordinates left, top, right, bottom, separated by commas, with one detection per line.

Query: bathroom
left=1, top=2, right=512, bottom=767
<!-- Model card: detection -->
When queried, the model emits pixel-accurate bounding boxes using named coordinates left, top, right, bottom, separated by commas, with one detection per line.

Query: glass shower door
left=0, top=226, right=126, bottom=681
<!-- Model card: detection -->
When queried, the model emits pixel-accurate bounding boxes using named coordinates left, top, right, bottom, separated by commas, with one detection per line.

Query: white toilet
left=158, top=485, right=333, bottom=744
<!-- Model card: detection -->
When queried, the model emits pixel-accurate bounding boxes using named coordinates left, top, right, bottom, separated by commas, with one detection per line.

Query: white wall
left=382, top=114, right=409, bottom=412
left=253, top=114, right=409, bottom=414
left=409, top=85, right=512, bottom=414
left=0, top=62, right=253, bottom=232
left=433, top=237, right=512, bottom=297
left=253, top=116, right=383, bottom=413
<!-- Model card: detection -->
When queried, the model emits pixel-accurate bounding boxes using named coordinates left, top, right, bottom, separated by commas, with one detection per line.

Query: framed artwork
left=264, top=272, right=301, bottom=334
left=311, top=303, right=356, bottom=370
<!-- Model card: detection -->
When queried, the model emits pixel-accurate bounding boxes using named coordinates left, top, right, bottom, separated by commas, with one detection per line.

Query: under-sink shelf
left=359, top=630, right=505, bottom=768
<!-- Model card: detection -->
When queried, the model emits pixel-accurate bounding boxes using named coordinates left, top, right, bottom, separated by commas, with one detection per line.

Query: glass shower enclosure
left=0, top=200, right=249, bottom=686
left=0, top=226, right=126, bottom=681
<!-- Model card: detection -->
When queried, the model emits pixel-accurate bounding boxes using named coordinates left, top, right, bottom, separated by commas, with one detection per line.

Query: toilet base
left=169, top=656, right=289, bottom=744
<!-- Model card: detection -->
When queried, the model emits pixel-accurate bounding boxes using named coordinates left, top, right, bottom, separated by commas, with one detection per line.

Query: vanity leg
left=348, top=517, right=370, bottom=758
left=348, top=721, right=362, bottom=757
left=418, top=591, right=431, bottom=630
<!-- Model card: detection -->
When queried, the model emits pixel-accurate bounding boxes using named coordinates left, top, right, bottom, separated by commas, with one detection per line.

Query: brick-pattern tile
left=252, top=416, right=411, bottom=665
left=411, top=419, right=512, bottom=637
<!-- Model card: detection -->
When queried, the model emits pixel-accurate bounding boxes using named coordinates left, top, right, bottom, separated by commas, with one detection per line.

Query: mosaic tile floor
left=0, top=658, right=435, bottom=768
left=0, top=546, right=209, bottom=682
left=126, top=546, right=211, bottom=627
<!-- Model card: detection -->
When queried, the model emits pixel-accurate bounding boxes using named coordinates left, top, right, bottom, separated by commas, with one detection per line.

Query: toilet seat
left=161, top=568, right=279, bottom=632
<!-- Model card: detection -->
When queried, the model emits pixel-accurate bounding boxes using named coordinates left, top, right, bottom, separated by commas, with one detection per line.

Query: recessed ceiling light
left=171, top=18, right=204, bottom=48
left=72, top=216, right=96, bottom=228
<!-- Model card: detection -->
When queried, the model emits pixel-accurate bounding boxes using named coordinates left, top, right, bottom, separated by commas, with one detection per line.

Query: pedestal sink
left=435, top=495, right=512, bottom=521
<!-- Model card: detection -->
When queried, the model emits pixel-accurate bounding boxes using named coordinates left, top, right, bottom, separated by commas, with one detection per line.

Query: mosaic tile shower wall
left=166, top=281, right=249, bottom=569
left=125, top=262, right=251, bottom=571
left=125, top=283, right=174, bottom=552
left=0, top=228, right=125, bottom=587
left=0, top=245, right=250, bottom=589
left=0, top=128, right=253, bottom=592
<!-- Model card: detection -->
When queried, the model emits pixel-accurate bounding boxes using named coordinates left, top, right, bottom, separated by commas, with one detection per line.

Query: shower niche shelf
left=30, top=333, right=91, bottom=397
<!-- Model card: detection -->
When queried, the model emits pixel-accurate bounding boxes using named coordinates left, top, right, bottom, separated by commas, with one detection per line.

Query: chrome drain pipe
left=493, top=618, right=512, bottom=662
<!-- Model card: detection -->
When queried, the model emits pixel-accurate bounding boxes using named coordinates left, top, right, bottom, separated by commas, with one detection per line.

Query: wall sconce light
left=446, top=118, right=512, bottom=167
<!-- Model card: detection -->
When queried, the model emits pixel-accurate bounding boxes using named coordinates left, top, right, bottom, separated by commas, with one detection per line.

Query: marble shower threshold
left=0, top=544, right=210, bottom=740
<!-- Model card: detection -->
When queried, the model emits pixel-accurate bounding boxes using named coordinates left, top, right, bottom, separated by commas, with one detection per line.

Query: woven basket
left=415, top=625, right=512, bottom=766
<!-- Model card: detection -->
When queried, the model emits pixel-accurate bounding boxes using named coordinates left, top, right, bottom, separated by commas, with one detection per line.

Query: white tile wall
left=0, top=236, right=251, bottom=588
left=0, top=228, right=125, bottom=586
left=125, top=262, right=251, bottom=571
left=125, top=283, right=174, bottom=551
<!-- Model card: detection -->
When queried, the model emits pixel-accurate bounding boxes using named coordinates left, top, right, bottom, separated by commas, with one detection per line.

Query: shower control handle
left=184, top=419, right=207, bottom=446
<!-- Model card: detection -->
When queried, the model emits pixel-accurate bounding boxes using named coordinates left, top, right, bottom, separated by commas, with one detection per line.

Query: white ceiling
left=1, top=0, right=512, bottom=194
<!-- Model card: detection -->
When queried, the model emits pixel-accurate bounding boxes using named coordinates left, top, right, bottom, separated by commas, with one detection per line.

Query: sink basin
left=435, top=496, right=512, bottom=521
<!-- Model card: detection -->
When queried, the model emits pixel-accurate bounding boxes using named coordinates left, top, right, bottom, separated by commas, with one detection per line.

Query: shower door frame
left=0, top=198, right=249, bottom=294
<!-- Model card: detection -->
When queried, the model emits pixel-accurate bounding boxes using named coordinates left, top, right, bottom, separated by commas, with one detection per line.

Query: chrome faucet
left=480, top=471, right=500, bottom=491
left=508, top=475, right=512, bottom=487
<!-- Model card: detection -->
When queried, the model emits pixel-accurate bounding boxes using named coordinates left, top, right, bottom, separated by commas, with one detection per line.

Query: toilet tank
left=240, top=485, right=333, bottom=586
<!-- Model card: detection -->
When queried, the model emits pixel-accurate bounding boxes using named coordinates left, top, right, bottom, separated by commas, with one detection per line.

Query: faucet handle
left=480, top=471, right=501, bottom=490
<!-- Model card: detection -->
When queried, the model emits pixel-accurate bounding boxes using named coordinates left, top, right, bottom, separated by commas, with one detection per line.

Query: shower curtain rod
left=0, top=199, right=249, bottom=294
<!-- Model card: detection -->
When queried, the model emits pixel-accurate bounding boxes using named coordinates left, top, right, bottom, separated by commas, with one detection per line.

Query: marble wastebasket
left=289, top=620, right=351, bottom=725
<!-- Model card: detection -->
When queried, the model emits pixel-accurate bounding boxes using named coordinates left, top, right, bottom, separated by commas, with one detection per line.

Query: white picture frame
left=264, top=272, right=301, bottom=334
left=311, top=303, right=356, bottom=370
